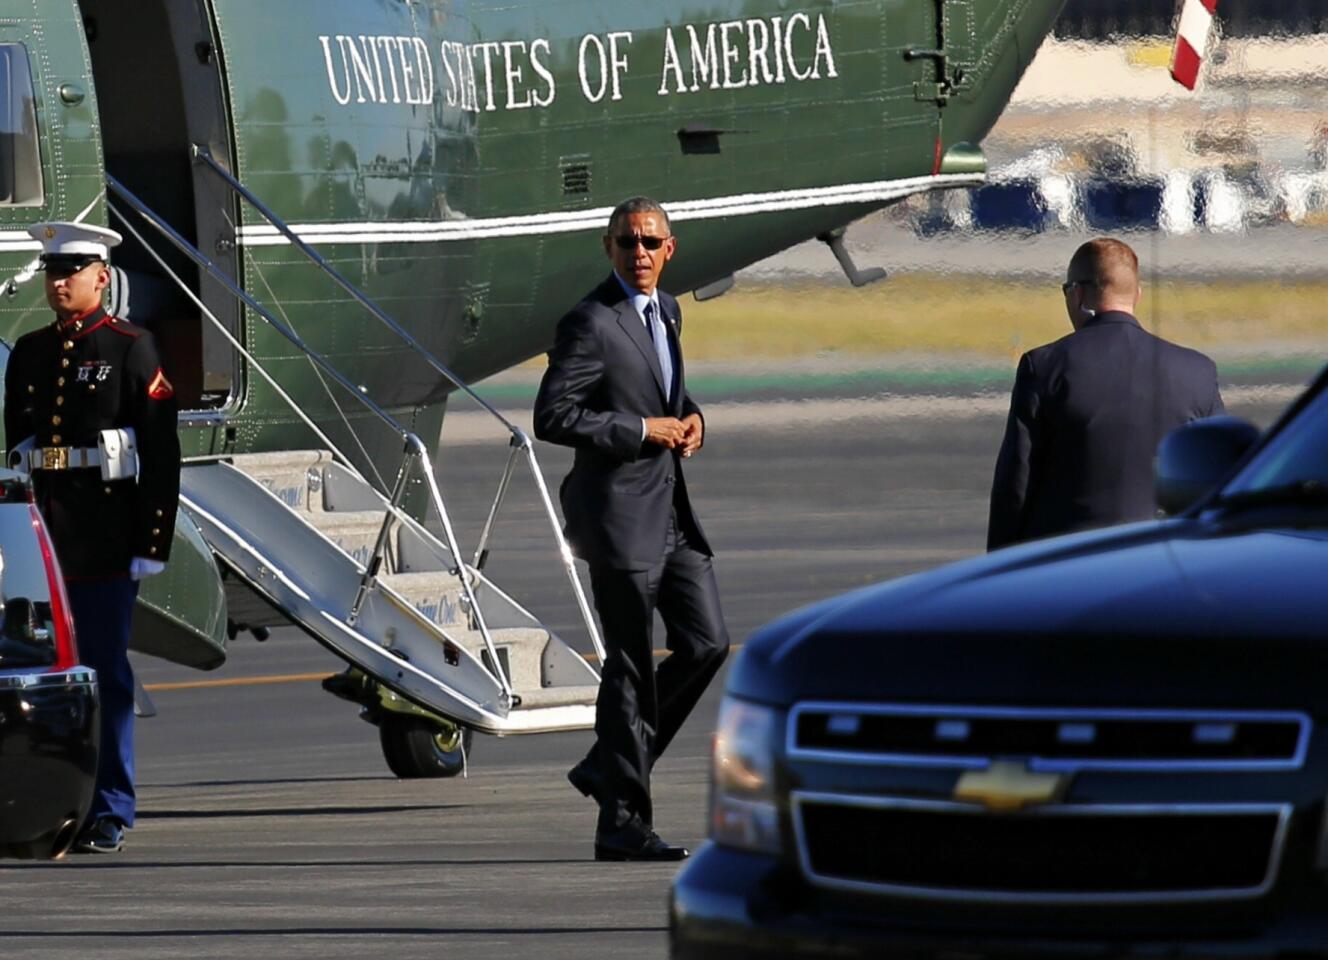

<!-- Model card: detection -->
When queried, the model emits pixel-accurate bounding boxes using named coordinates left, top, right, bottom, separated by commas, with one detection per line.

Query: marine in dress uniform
left=3, top=223, right=180, bottom=853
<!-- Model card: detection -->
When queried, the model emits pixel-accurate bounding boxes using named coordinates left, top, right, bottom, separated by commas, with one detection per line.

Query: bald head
left=1064, top=237, right=1141, bottom=327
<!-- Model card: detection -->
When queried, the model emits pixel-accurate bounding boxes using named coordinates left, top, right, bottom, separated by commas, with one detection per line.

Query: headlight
left=710, top=697, right=781, bottom=854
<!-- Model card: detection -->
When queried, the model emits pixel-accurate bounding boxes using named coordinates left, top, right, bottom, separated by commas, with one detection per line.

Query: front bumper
left=0, top=668, right=98, bottom=857
left=670, top=842, right=1328, bottom=960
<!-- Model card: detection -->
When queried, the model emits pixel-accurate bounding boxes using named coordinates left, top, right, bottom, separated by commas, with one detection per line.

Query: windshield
left=1221, top=386, right=1328, bottom=498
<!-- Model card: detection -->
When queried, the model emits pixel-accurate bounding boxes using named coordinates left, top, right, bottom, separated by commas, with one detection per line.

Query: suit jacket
left=534, top=275, right=710, bottom=569
left=987, top=311, right=1224, bottom=551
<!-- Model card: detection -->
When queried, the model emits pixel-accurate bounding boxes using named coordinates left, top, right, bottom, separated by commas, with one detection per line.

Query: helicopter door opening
left=78, top=0, right=239, bottom=413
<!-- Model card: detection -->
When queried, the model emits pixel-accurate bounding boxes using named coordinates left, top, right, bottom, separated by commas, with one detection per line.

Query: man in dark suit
left=988, top=237, right=1224, bottom=551
left=534, top=197, right=729, bottom=862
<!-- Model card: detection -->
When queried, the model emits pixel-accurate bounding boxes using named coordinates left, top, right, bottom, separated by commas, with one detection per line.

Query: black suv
left=671, top=368, right=1328, bottom=958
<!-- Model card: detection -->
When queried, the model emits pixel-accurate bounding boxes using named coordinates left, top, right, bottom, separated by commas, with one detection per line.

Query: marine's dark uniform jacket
left=4, top=305, right=180, bottom=578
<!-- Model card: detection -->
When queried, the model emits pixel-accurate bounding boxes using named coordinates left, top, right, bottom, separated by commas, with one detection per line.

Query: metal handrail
left=189, top=147, right=605, bottom=665
left=105, top=174, right=513, bottom=702
left=192, top=146, right=517, bottom=430
left=110, top=203, right=347, bottom=466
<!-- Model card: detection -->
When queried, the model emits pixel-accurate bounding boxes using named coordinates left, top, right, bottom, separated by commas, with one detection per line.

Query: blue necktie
left=645, top=301, right=673, bottom=403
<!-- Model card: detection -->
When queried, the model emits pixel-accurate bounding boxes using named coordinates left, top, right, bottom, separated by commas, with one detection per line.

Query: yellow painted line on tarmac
left=143, top=672, right=332, bottom=692
left=143, top=644, right=743, bottom=692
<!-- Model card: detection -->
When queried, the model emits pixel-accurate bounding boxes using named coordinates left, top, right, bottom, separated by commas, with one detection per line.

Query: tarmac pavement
left=0, top=388, right=1293, bottom=960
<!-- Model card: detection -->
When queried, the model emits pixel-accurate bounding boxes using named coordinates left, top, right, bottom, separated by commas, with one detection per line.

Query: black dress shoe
left=594, top=818, right=689, bottom=862
left=72, top=818, right=125, bottom=854
left=567, top=759, right=606, bottom=804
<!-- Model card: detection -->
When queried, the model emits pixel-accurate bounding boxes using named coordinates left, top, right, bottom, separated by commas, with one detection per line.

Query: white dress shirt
left=613, top=272, right=666, bottom=441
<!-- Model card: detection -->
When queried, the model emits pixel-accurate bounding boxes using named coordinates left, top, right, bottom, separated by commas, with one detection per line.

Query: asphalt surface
left=0, top=388, right=1294, bottom=959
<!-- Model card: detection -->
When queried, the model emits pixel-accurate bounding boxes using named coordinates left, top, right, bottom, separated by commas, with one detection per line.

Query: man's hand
left=644, top=417, right=686, bottom=448
left=680, top=413, right=704, bottom=458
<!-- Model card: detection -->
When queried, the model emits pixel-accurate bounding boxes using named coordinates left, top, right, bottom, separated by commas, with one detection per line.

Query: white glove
left=130, top=556, right=166, bottom=580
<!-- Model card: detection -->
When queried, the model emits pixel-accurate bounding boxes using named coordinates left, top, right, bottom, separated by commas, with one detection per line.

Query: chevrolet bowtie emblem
left=953, top=761, right=1067, bottom=812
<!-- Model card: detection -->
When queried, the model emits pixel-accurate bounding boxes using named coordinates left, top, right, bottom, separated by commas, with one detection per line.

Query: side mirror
left=1155, top=416, right=1261, bottom=515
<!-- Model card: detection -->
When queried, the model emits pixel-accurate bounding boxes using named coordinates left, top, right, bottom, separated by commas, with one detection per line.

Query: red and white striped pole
left=1170, top=0, right=1219, bottom=90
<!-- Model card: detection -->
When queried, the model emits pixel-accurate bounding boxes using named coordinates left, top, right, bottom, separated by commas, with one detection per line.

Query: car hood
left=729, top=519, right=1328, bottom=709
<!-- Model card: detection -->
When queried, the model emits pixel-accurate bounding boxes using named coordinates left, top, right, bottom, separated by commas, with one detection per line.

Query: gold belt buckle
left=42, top=446, right=69, bottom=471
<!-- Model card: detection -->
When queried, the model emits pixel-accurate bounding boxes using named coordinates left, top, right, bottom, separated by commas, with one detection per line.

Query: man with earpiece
left=987, top=237, right=1225, bottom=551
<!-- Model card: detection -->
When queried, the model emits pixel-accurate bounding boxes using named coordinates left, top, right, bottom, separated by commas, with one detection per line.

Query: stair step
left=515, top=685, right=600, bottom=710
left=230, top=450, right=334, bottom=476
left=230, top=450, right=335, bottom=513
left=306, top=510, right=394, bottom=569
left=381, top=571, right=468, bottom=631
left=382, top=574, right=554, bottom=691
left=453, top=626, right=548, bottom=692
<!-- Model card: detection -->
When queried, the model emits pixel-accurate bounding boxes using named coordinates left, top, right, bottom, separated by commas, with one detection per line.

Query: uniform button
left=155, top=509, right=163, bottom=518
left=104, top=486, right=112, bottom=495
left=55, top=396, right=64, bottom=406
left=88, top=384, right=97, bottom=392
left=61, top=359, right=70, bottom=368
left=152, top=528, right=161, bottom=536
left=149, top=547, right=158, bottom=555
left=56, top=377, right=65, bottom=387
left=50, top=415, right=61, bottom=426
left=62, top=340, right=73, bottom=350
left=26, top=385, right=33, bottom=394
left=51, top=435, right=61, bottom=444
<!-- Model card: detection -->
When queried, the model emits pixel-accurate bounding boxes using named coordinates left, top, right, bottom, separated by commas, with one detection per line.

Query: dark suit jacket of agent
left=988, top=310, right=1225, bottom=551
left=534, top=275, right=711, bottom=570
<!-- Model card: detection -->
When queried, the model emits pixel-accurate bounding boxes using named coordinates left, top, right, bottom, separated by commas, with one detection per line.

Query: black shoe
left=567, top=759, right=606, bottom=804
left=594, top=818, right=689, bottom=862
left=72, top=818, right=125, bottom=854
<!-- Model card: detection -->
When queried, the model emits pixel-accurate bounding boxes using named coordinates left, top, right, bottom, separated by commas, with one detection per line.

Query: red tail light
left=30, top=505, right=78, bottom=671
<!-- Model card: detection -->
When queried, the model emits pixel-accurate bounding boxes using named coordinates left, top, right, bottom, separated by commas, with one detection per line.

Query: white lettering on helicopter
left=318, top=35, right=435, bottom=106
left=657, top=13, right=837, bottom=94
left=317, top=11, right=837, bottom=113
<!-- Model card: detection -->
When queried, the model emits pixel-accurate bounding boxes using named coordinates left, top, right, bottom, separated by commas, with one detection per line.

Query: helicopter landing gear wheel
left=379, top=717, right=472, bottom=779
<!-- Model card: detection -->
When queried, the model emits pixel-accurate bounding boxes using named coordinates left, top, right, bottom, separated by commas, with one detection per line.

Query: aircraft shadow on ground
left=2, top=924, right=668, bottom=937
left=136, top=803, right=467, bottom=819
left=139, top=774, right=400, bottom=789
left=14, top=856, right=603, bottom=871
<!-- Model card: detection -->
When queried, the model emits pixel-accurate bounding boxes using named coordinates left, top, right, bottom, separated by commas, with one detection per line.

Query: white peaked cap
left=27, top=222, right=123, bottom=262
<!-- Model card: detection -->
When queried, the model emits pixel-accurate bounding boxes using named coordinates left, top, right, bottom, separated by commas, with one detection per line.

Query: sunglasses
left=44, top=263, right=99, bottom=279
left=613, top=234, right=669, bottom=251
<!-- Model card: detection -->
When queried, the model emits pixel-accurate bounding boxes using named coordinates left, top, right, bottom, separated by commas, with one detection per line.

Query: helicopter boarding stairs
left=106, top=159, right=606, bottom=750
left=181, top=449, right=601, bottom=735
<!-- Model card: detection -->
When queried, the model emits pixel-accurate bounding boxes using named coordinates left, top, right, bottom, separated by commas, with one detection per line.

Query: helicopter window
left=0, top=45, right=43, bottom=206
